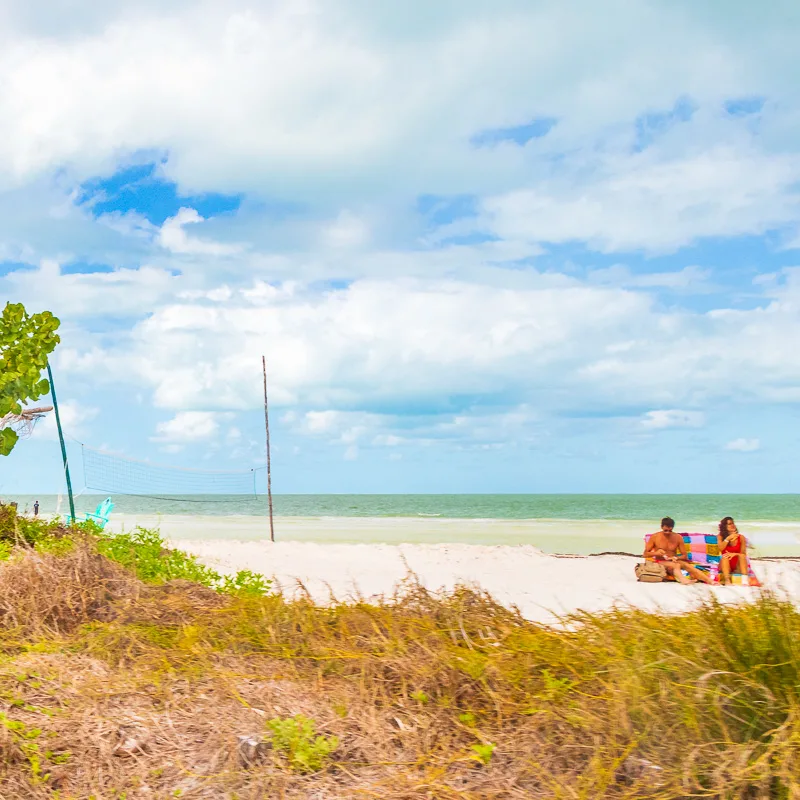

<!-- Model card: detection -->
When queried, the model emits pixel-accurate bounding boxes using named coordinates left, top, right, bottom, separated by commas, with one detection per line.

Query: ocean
left=5, top=494, right=800, bottom=555
left=6, top=493, right=800, bottom=521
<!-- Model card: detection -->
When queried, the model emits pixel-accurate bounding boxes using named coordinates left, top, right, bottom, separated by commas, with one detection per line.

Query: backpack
left=634, top=561, right=667, bottom=583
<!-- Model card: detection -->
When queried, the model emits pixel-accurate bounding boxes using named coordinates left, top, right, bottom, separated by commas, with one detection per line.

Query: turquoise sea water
left=5, top=493, right=800, bottom=521
left=5, top=494, right=800, bottom=555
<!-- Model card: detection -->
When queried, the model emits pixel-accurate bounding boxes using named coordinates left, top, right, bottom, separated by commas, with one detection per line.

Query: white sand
left=173, top=539, right=800, bottom=625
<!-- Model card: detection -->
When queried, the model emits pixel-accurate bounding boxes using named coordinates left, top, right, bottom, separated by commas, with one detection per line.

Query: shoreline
left=104, top=513, right=800, bottom=558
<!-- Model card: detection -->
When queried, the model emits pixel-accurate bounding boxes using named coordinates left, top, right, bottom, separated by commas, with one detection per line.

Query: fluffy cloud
left=78, top=277, right=648, bottom=413
left=30, top=400, right=99, bottom=441
left=641, top=410, right=706, bottom=430
left=1, top=259, right=177, bottom=318
left=2, top=0, right=800, bottom=480
left=477, top=147, right=800, bottom=253
left=152, top=411, right=233, bottom=443
left=48, top=267, right=800, bottom=430
left=158, top=209, right=244, bottom=257
left=0, top=0, right=797, bottom=209
left=725, top=438, right=760, bottom=452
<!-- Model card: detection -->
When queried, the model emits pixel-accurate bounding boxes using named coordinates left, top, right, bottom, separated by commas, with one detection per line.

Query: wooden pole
left=262, top=355, right=275, bottom=542
left=47, top=362, right=76, bottom=526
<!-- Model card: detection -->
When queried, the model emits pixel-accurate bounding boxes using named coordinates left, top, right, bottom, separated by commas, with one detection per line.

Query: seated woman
left=718, top=516, right=747, bottom=585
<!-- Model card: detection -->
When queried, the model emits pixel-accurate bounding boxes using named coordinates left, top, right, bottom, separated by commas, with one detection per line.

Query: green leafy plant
left=469, top=742, right=496, bottom=765
left=266, top=715, right=338, bottom=773
left=219, top=569, right=272, bottom=597
left=95, top=526, right=222, bottom=586
left=0, top=302, right=61, bottom=456
left=0, top=711, right=50, bottom=784
left=95, top=526, right=272, bottom=595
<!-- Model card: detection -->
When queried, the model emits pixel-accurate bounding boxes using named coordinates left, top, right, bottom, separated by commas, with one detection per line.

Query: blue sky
left=1, top=0, right=800, bottom=495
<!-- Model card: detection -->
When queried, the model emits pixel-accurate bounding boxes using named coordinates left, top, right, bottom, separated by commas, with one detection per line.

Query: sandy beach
left=173, top=538, right=800, bottom=625
left=99, top=513, right=800, bottom=623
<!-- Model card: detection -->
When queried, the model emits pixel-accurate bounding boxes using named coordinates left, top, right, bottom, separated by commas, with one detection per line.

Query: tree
left=0, top=302, right=61, bottom=456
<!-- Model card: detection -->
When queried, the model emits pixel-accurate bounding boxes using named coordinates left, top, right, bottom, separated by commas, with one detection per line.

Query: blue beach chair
left=65, top=497, right=115, bottom=530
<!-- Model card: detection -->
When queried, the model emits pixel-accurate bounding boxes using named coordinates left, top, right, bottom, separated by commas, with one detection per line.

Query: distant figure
left=718, top=516, right=747, bottom=585
left=33, top=500, right=39, bottom=517
left=644, top=516, right=714, bottom=585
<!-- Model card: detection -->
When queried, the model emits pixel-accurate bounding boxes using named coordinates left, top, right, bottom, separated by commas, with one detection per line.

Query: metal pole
left=262, top=355, right=275, bottom=542
left=47, top=362, right=76, bottom=525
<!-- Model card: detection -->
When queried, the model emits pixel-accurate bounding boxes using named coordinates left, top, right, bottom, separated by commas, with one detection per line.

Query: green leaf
left=0, top=302, right=60, bottom=456
left=0, top=428, right=19, bottom=457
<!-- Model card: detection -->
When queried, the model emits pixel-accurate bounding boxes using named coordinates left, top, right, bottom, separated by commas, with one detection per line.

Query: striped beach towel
left=643, top=533, right=761, bottom=586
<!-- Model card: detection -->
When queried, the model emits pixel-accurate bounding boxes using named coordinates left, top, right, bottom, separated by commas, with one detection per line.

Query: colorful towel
left=643, top=532, right=761, bottom=586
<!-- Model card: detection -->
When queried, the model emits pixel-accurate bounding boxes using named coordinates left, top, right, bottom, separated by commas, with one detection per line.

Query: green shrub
left=95, top=526, right=272, bottom=596
left=95, top=526, right=221, bottom=586
left=0, top=503, right=79, bottom=548
left=219, top=569, right=272, bottom=597
left=266, top=715, right=339, bottom=773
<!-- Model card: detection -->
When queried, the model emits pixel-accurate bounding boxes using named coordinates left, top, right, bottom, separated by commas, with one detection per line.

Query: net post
left=47, top=362, right=76, bottom=526
left=262, top=355, right=275, bottom=542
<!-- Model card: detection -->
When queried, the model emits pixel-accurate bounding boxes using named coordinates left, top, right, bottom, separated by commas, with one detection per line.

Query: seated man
left=644, top=517, right=714, bottom=585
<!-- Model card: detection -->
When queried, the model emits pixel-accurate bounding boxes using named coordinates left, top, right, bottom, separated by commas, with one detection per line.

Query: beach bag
left=635, top=561, right=666, bottom=583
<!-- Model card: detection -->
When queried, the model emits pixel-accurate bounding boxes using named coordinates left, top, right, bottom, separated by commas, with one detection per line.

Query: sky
left=2, top=0, right=800, bottom=495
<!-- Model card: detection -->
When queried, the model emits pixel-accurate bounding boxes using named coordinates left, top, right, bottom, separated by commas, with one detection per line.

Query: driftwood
left=0, top=406, right=53, bottom=438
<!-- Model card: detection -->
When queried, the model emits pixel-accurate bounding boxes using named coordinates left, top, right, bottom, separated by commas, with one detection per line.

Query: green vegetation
left=266, top=715, right=339, bottom=773
left=0, top=302, right=61, bottom=456
left=0, top=505, right=798, bottom=797
left=0, top=508, right=271, bottom=597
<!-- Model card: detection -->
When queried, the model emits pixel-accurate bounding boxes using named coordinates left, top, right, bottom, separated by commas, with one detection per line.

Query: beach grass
left=0, top=507, right=798, bottom=797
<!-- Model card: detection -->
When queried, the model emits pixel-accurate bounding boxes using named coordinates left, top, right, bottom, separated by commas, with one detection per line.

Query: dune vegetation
left=0, top=504, right=798, bottom=798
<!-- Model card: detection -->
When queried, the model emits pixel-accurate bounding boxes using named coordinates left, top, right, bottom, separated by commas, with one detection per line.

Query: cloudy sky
left=2, top=0, right=800, bottom=495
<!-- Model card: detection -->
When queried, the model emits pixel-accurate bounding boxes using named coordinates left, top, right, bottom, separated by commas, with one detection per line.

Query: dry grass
left=0, top=542, right=799, bottom=798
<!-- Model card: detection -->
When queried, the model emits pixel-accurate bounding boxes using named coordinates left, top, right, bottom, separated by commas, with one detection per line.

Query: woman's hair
left=718, top=516, right=735, bottom=536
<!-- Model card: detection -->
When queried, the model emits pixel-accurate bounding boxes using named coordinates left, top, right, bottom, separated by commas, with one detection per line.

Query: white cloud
left=323, top=211, right=369, bottom=249
left=587, top=264, right=712, bottom=291
left=0, top=0, right=796, bottom=210
left=158, top=208, right=243, bottom=256
left=31, top=400, right=99, bottom=441
left=95, top=277, right=649, bottom=412
left=640, top=410, right=706, bottom=430
left=152, top=411, right=234, bottom=444
left=46, top=266, right=800, bottom=436
left=725, top=438, right=760, bottom=452
left=0, top=259, right=177, bottom=319
left=478, top=147, right=800, bottom=254
left=1, top=0, right=800, bottom=473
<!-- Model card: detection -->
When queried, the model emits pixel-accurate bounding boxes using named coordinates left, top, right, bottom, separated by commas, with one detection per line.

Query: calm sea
left=6, top=493, right=800, bottom=521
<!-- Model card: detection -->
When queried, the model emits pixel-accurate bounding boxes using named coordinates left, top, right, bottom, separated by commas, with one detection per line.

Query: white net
left=0, top=406, right=52, bottom=438
left=81, top=445, right=263, bottom=500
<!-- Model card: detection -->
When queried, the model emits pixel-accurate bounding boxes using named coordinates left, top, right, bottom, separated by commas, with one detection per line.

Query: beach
left=166, top=537, right=800, bottom=625
left=87, top=511, right=800, bottom=623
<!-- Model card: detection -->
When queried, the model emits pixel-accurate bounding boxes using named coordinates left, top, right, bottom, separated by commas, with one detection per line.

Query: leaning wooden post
left=262, top=355, right=275, bottom=542
left=47, top=361, right=76, bottom=526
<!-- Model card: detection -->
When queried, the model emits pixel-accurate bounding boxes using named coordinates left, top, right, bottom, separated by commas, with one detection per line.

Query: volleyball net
left=80, top=444, right=264, bottom=501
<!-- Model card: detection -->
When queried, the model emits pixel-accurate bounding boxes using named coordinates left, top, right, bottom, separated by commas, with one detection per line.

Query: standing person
left=644, top=517, right=714, bottom=585
left=33, top=500, right=39, bottom=517
left=718, top=516, right=747, bottom=585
